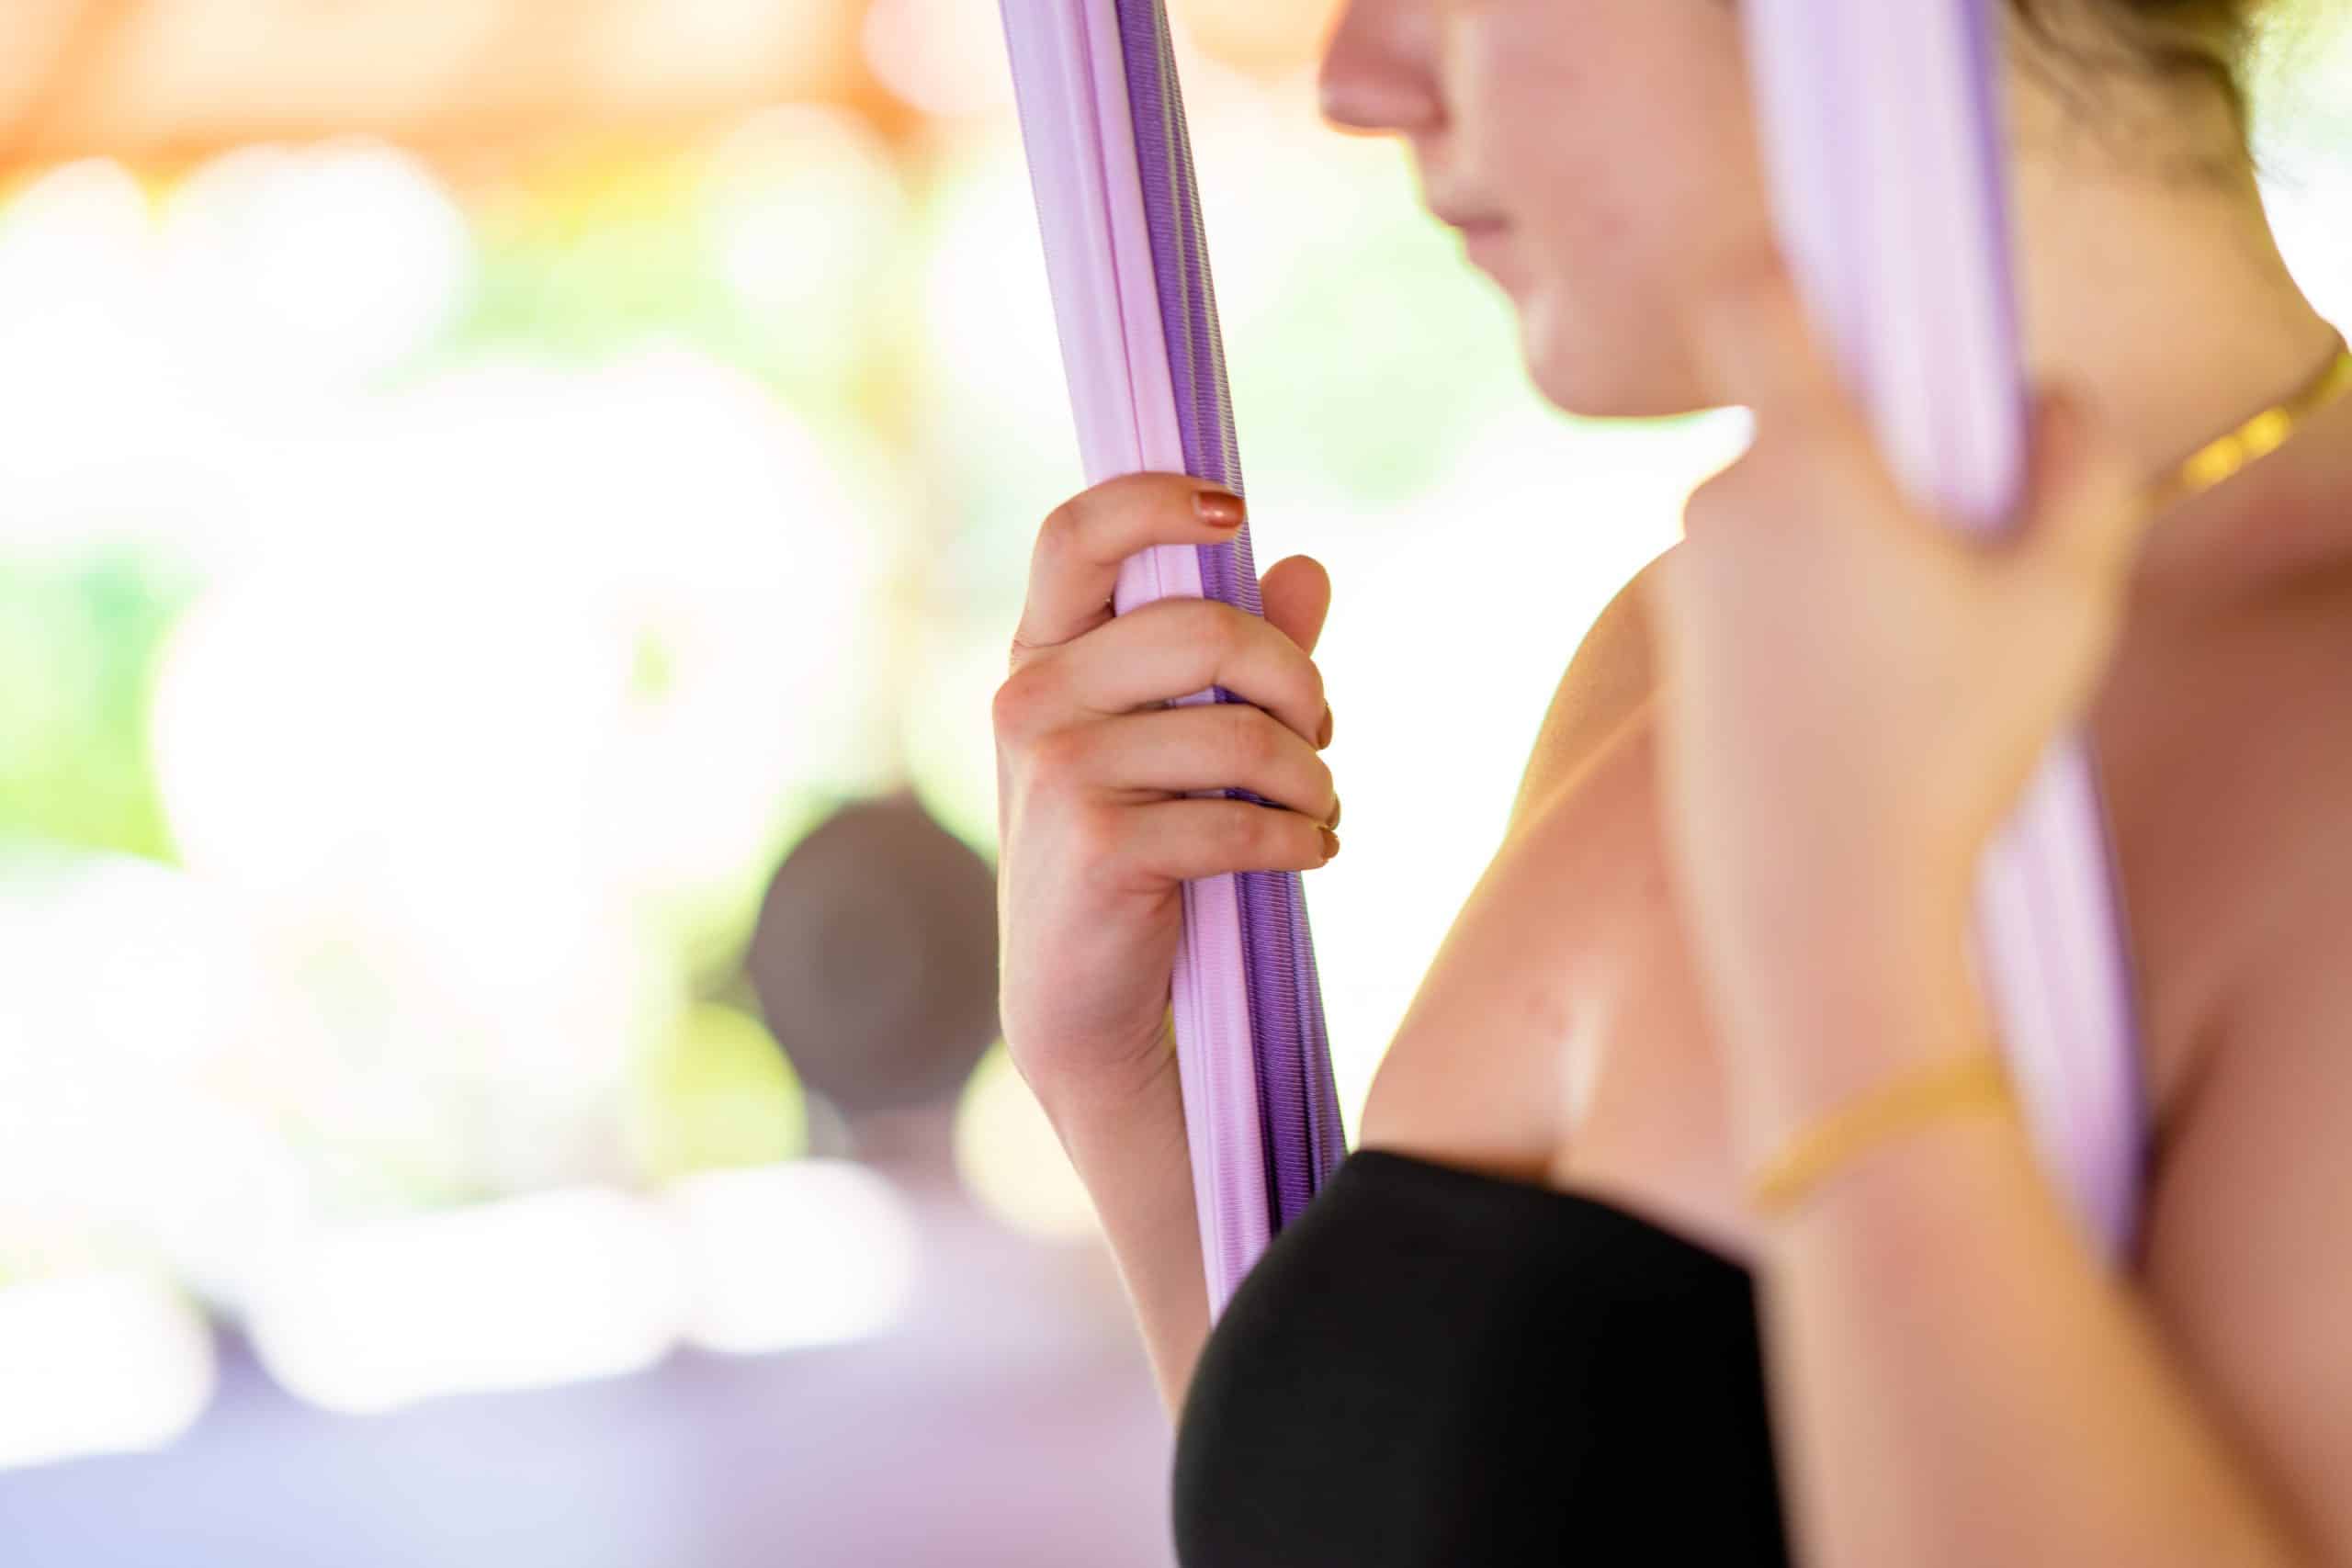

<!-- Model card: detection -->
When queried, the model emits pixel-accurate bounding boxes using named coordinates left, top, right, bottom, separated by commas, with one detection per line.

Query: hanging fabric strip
left=1744, top=0, right=2146, bottom=1258
left=999, top=0, right=1348, bottom=1313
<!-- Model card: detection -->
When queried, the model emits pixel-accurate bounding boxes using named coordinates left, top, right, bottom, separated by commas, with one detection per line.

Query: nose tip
left=1316, top=1, right=1443, bottom=136
left=1316, top=72, right=1442, bottom=136
left=1314, top=75, right=1369, bottom=133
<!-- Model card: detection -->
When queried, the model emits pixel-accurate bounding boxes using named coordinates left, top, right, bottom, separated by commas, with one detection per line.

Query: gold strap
left=2146, top=332, right=2352, bottom=514
left=1747, top=1051, right=2015, bottom=1218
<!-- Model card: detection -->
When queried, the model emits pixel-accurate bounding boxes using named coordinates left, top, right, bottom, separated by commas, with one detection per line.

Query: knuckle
left=988, top=662, right=1035, bottom=738
left=989, top=674, right=1026, bottom=736
left=1217, top=705, right=1280, bottom=772
left=1312, top=756, right=1339, bottom=813
left=1272, top=809, right=1314, bottom=866
left=1239, top=803, right=1294, bottom=863
left=991, top=667, right=1046, bottom=739
left=1065, top=802, right=1126, bottom=875
left=1026, top=724, right=1094, bottom=790
left=1036, top=494, right=1089, bottom=563
left=1140, top=592, right=1197, bottom=634
left=1207, top=802, right=1262, bottom=860
left=1193, top=597, right=1247, bottom=654
left=1073, top=801, right=1123, bottom=859
left=1157, top=597, right=1240, bottom=675
left=1296, top=655, right=1329, bottom=718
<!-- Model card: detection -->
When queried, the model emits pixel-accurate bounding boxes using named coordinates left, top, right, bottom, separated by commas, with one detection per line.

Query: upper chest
left=1358, top=573, right=2352, bottom=1253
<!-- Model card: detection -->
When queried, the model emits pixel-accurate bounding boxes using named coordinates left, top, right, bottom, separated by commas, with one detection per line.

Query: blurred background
left=0, top=2, right=2346, bottom=1563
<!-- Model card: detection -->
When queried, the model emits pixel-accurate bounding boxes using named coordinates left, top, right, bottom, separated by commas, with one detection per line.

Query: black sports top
left=1171, top=1147, right=1790, bottom=1566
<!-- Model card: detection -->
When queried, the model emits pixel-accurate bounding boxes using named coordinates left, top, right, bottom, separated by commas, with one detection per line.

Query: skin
left=993, top=1, right=2352, bottom=1560
left=1341, top=0, right=2336, bottom=1229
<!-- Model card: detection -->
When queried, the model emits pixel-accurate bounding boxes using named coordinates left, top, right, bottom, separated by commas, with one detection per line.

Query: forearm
left=1747, top=971, right=2306, bottom=1567
left=1032, top=1010, right=1210, bottom=1416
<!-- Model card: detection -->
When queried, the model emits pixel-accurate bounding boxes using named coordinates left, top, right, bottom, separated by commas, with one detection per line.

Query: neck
left=2012, top=136, right=2347, bottom=601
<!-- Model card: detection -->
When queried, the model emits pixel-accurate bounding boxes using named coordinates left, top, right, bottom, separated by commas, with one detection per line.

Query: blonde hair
left=2014, top=0, right=2273, bottom=147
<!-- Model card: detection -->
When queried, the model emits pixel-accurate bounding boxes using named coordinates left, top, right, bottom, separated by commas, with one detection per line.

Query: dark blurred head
left=745, top=795, right=1000, bottom=1119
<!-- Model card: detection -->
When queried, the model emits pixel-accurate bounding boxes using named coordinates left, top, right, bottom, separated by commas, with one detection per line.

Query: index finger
left=1011, top=472, right=1249, bottom=671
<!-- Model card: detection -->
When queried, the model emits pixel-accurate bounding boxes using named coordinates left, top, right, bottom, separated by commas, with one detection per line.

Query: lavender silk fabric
left=1114, top=0, right=1347, bottom=1231
left=1743, top=0, right=2147, bottom=1257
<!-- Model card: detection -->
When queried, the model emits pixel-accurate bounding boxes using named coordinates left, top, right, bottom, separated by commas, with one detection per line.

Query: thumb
left=1258, top=554, right=1332, bottom=656
left=2014, top=388, right=2146, bottom=599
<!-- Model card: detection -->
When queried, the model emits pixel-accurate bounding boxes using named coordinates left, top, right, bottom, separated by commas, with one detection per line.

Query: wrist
left=1021, top=1009, right=1182, bottom=1148
left=1742, top=1047, right=2016, bottom=1224
left=1710, top=904, right=1992, bottom=1168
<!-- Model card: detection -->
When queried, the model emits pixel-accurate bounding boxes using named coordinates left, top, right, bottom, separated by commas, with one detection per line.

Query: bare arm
left=1031, top=1007, right=1209, bottom=1412
left=1745, top=909, right=2350, bottom=1567
left=1639, top=248, right=2352, bottom=1564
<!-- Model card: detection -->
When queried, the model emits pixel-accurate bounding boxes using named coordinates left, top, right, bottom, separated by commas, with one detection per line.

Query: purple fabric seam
left=1114, top=0, right=1343, bottom=1231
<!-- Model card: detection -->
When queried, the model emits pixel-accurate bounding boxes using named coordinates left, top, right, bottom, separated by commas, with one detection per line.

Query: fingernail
left=1318, top=826, right=1341, bottom=863
left=1316, top=705, right=1334, bottom=750
left=1194, top=489, right=1247, bottom=529
left=1324, top=794, right=1342, bottom=832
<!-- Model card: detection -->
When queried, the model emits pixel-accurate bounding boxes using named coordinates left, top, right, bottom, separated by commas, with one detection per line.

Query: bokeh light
left=0, top=1272, right=217, bottom=1472
left=954, top=1046, right=1101, bottom=1243
left=862, top=0, right=1021, bottom=118
left=156, top=140, right=473, bottom=388
left=664, top=1159, right=916, bottom=1355
left=628, top=1002, right=808, bottom=1180
left=698, top=104, right=910, bottom=380
left=247, top=1188, right=684, bottom=1415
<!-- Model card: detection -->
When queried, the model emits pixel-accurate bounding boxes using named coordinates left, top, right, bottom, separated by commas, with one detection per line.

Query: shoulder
left=1506, top=547, right=1674, bottom=832
left=2133, top=576, right=2352, bottom=1556
left=2142, top=574, right=2352, bottom=1218
left=2096, top=557, right=2352, bottom=1115
left=2138, top=861, right=2352, bottom=1555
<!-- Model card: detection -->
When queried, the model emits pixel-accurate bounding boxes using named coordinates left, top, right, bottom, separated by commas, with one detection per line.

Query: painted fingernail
left=1318, top=827, right=1341, bottom=863
left=1324, top=795, right=1342, bottom=832
left=1316, top=705, right=1334, bottom=750
left=1194, top=489, right=1247, bottom=529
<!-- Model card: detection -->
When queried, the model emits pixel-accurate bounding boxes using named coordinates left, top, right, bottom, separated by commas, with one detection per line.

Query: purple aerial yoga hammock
left=998, top=0, right=1346, bottom=1313
left=998, top=0, right=2145, bottom=1314
left=1745, top=0, right=2145, bottom=1260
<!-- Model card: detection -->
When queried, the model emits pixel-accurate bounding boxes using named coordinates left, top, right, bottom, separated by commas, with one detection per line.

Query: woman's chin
left=1518, top=289, right=1712, bottom=421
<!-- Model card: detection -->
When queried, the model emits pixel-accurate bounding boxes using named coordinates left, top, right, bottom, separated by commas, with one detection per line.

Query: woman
left=991, top=1, right=2352, bottom=1562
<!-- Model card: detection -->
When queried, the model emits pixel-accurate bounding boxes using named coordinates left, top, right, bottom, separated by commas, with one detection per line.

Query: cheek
left=1477, top=22, right=1753, bottom=267
left=1447, top=3, right=1773, bottom=412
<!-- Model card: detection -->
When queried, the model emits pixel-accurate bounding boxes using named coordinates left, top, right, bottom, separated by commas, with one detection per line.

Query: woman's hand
left=994, top=473, right=1340, bottom=1119
left=1640, top=246, right=2146, bottom=1158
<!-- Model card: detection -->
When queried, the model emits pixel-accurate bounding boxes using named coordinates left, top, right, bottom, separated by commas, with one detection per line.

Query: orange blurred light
left=1170, top=0, right=1342, bottom=77
left=860, top=0, right=1019, bottom=118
